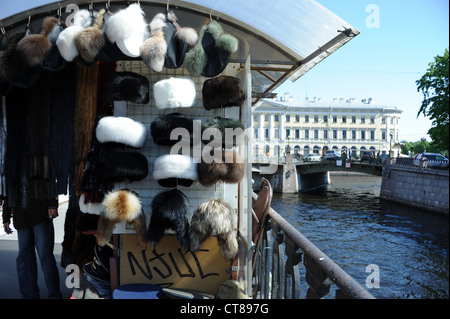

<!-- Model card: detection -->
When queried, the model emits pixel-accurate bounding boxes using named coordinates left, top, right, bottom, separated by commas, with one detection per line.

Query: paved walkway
left=0, top=197, right=73, bottom=299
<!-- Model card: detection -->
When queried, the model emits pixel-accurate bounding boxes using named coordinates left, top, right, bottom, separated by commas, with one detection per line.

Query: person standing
left=2, top=197, right=62, bottom=299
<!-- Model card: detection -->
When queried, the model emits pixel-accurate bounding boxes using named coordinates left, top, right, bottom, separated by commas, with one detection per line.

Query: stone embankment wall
left=380, top=166, right=449, bottom=215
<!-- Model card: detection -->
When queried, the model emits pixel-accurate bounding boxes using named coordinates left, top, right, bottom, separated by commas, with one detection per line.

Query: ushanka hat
left=96, top=116, right=148, bottom=148
left=150, top=113, right=198, bottom=146
left=83, top=244, right=113, bottom=283
left=197, top=150, right=244, bottom=186
left=75, top=9, right=106, bottom=63
left=189, top=199, right=239, bottom=260
left=105, top=72, right=149, bottom=104
left=153, top=77, right=196, bottom=109
left=184, top=20, right=238, bottom=77
left=147, top=189, right=190, bottom=249
left=152, top=154, right=198, bottom=188
left=202, top=75, right=245, bottom=110
left=105, top=3, right=149, bottom=58
left=97, top=189, right=147, bottom=247
left=202, top=116, right=244, bottom=148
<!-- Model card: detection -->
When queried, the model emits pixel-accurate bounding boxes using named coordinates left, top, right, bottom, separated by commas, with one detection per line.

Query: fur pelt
left=102, top=189, right=142, bottom=222
left=105, top=3, right=149, bottom=57
left=184, top=20, right=238, bottom=77
left=197, top=150, right=244, bottom=186
left=153, top=77, right=196, bottom=109
left=152, top=154, right=198, bottom=188
left=147, top=189, right=190, bottom=249
left=95, top=116, right=148, bottom=148
left=16, top=17, right=59, bottom=66
left=75, top=9, right=106, bottom=63
left=56, top=9, right=95, bottom=62
left=140, top=13, right=167, bottom=72
left=150, top=113, right=194, bottom=146
left=79, top=193, right=104, bottom=215
left=189, top=199, right=238, bottom=260
left=105, top=72, right=149, bottom=104
left=167, top=11, right=198, bottom=46
left=202, top=76, right=245, bottom=110
left=201, top=116, right=244, bottom=148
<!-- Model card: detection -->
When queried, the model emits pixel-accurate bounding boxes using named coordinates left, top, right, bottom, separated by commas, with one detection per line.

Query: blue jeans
left=16, top=219, right=62, bottom=299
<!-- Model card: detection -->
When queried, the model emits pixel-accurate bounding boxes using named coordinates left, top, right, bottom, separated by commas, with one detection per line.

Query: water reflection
left=271, top=175, right=449, bottom=299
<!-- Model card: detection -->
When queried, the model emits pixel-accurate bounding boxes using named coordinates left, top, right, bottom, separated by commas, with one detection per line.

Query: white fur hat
left=56, top=9, right=94, bottom=61
left=153, top=77, right=196, bottom=109
left=105, top=3, right=149, bottom=57
left=79, top=193, right=103, bottom=215
left=152, top=154, right=198, bottom=188
left=96, top=116, right=148, bottom=148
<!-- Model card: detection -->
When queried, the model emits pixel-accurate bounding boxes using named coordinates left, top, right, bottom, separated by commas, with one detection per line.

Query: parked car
left=324, top=150, right=340, bottom=161
left=304, top=153, right=321, bottom=162
left=413, top=153, right=449, bottom=168
left=360, top=151, right=374, bottom=162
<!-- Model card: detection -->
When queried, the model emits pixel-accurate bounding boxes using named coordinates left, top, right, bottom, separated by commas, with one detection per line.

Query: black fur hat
left=106, top=72, right=149, bottom=104
left=202, top=76, right=245, bottom=110
left=150, top=113, right=196, bottom=146
left=83, top=244, right=113, bottom=283
left=147, top=189, right=190, bottom=249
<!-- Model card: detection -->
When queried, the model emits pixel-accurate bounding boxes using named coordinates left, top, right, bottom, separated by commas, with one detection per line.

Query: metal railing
left=391, top=157, right=449, bottom=171
left=252, top=193, right=375, bottom=299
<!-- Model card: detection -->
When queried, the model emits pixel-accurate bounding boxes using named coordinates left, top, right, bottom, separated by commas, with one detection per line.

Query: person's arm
left=48, top=196, right=59, bottom=219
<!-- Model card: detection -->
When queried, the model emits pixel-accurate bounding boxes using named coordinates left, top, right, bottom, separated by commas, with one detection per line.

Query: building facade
left=251, top=97, right=402, bottom=161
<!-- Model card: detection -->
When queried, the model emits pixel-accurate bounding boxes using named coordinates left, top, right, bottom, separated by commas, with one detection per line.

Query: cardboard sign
left=119, top=234, right=231, bottom=295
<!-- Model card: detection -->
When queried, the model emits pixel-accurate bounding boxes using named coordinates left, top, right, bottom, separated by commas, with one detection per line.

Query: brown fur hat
left=197, top=150, right=244, bottom=186
left=189, top=199, right=238, bottom=260
left=17, top=17, right=59, bottom=66
left=202, top=76, right=245, bottom=110
left=75, top=9, right=106, bottom=63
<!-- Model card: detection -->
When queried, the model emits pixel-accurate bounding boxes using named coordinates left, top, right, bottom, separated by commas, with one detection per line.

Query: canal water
left=270, top=174, right=449, bottom=299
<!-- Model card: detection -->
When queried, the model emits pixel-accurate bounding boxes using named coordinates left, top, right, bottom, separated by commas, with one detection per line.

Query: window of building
left=254, top=128, right=259, bottom=139
left=361, top=130, right=366, bottom=140
left=370, top=130, right=375, bottom=140
left=390, top=117, right=394, bottom=124
left=323, top=129, right=328, bottom=139
left=304, top=129, right=309, bottom=139
left=342, top=130, right=347, bottom=139
left=332, top=129, right=337, bottom=139
left=295, top=129, right=300, bottom=139
left=285, top=128, right=291, bottom=138
left=305, top=115, right=309, bottom=122
left=264, top=128, right=269, bottom=139
left=381, top=130, right=386, bottom=140
left=286, top=115, right=290, bottom=122
left=370, top=116, right=375, bottom=124
left=314, top=115, right=319, bottom=122
left=323, top=115, right=328, bottom=122
left=274, top=114, right=279, bottom=122
left=295, top=115, right=300, bottom=122
left=264, top=114, right=269, bottom=121
left=333, top=115, right=337, bottom=123
left=342, top=116, right=347, bottom=123
left=361, top=116, right=365, bottom=124
left=382, top=116, right=386, bottom=124
left=352, top=116, right=356, bottom=123
left=351, top=130, right=356, bottom=140
left=253, top=115, right=258, bottom=122
left=314, top=129, right=319, bottom=139
left=274, top=128, right=279, bottom=139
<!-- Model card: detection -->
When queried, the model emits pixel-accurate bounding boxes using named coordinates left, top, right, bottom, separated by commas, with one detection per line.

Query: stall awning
left=0, top=0, right=359, bottom=104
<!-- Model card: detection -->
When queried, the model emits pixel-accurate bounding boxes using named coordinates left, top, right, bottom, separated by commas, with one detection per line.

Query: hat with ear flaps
left=96, top=116, right=148, bottom=148
left=197, top=150, right=244, bottom=187
left=184, top=20, right=238, bottom=77
left=96, top=189, right=147, bottom=247
left=189, top=198, right=239, bottom=260
left=147, top=189, right=190, bottom=249
left=16, top=16, right=60, bottom=67
left=105, top=72, right=149, bottom=104
left=202, top=75, right=245, bottom=110
left=75, top=9, right=106, bottom=63
left=201, top=116, right=244, bottom=148
left=153, top=77, right=196, bottom=109
left=152, top=154, right=198, bottom=188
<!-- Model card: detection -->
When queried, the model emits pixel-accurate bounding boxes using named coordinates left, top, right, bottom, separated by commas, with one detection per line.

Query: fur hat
left=105, top=3, right=149, bottom=57
left=202, top=76, right=245, bottom=110
left=189, top=199, right=238, bottom=260
left=140, top=10, right=198, bottom=72
left=16, top=17, right=60, bottom=66
left=202, top=116, right=244, bottom=148
left=105, top=72, right=149, bottom=104
left=96, top=11, right=128, bottom=62
left=83, top=244, right=113, bottom=283
left=184, top=20, right=238, bottom=77
left=41, top=19, right=67, bottom=71
left=197, top=150, right=244, bottom=186
left=147, top=189, right=190, bottom=249
left=153, top=77, right=196, bottom=109
left=79, top=193, right=104, bottom=215
left=56, top=9, right=94, bottom=62
left=150, top=113, right=196, bottom=146
left=75, top=9, right=106, bottom=63
left=152, top=154, right=198, bottom=188
left=97, top=189, right=147, bottom=246
left=96, top=116, right=148, bottom=148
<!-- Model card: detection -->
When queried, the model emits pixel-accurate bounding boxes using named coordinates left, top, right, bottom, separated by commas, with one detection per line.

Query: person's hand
left=48, top=208, right=58, bottom=219
left=3, top=223, right=13, bottom=234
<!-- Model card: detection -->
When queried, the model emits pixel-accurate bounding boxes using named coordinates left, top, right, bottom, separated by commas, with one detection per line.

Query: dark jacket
left=2, top=197, right=58, bottom=229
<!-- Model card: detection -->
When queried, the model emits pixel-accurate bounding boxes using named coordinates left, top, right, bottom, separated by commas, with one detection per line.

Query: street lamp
left=389, top=131, right=393, bottom=157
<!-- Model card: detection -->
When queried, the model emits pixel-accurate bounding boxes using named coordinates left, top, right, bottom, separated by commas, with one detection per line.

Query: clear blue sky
left=275, top=0, right=449, bottom=142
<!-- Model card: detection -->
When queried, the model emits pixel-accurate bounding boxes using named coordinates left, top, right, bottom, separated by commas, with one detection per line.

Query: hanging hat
left=75, top=9, right=106, bottom=63
left=152, top=154, right=198, bottom=188
left=153, top=77, right=196, bottom=109
left=184, top=20, right=238, bottom=77
left=96, top=11, right=128, bottom=62
left=0, top=31, right=41, bottom=88
left=201, top=116, right=244, bottom=148
left=150, top=113, right=196, bottom=146
left=16, top=16, right=60, bottom=66
left=147, top=189, right=190, bottom=249
left=105, top=3, right=149, bottom=58
left=97, top=189, right=147, bottom=247
left=140, top=13, right=167, bottom=72
left=189, top=199, right=238, bottom=260
left=41, top=18, right=67, bottom=71
left=56, top=9, right=95, bottom=62
left=79, top=193, right=104, bottom=215
left=202, top=75, right=245, bottom=110
left=105, top=72, right=149, bottom=104
left=197, top=150, right=244, bottom=186
left=96, top=116, right=148, bottom=148
left=83, top=244, right=113, bottom=283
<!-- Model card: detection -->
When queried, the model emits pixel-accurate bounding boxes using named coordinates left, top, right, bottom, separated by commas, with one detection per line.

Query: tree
left=416, top=48, right=449, bottom=152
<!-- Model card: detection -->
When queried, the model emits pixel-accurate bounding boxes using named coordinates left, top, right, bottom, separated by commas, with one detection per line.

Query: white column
left=280, top=113, right=285, bottom=141
left=269, top=114, right=274, bottom=140
left=259, top=113, right=264, bottom=141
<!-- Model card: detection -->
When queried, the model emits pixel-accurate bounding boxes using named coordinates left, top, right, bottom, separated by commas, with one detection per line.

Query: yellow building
left=251, top=97, right=402, bottom=160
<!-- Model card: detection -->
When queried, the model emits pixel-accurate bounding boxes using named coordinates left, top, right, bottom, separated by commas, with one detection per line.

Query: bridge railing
left=391, top=157, right=449, bottom=171
left=251, top=192, right=375, bottom=299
